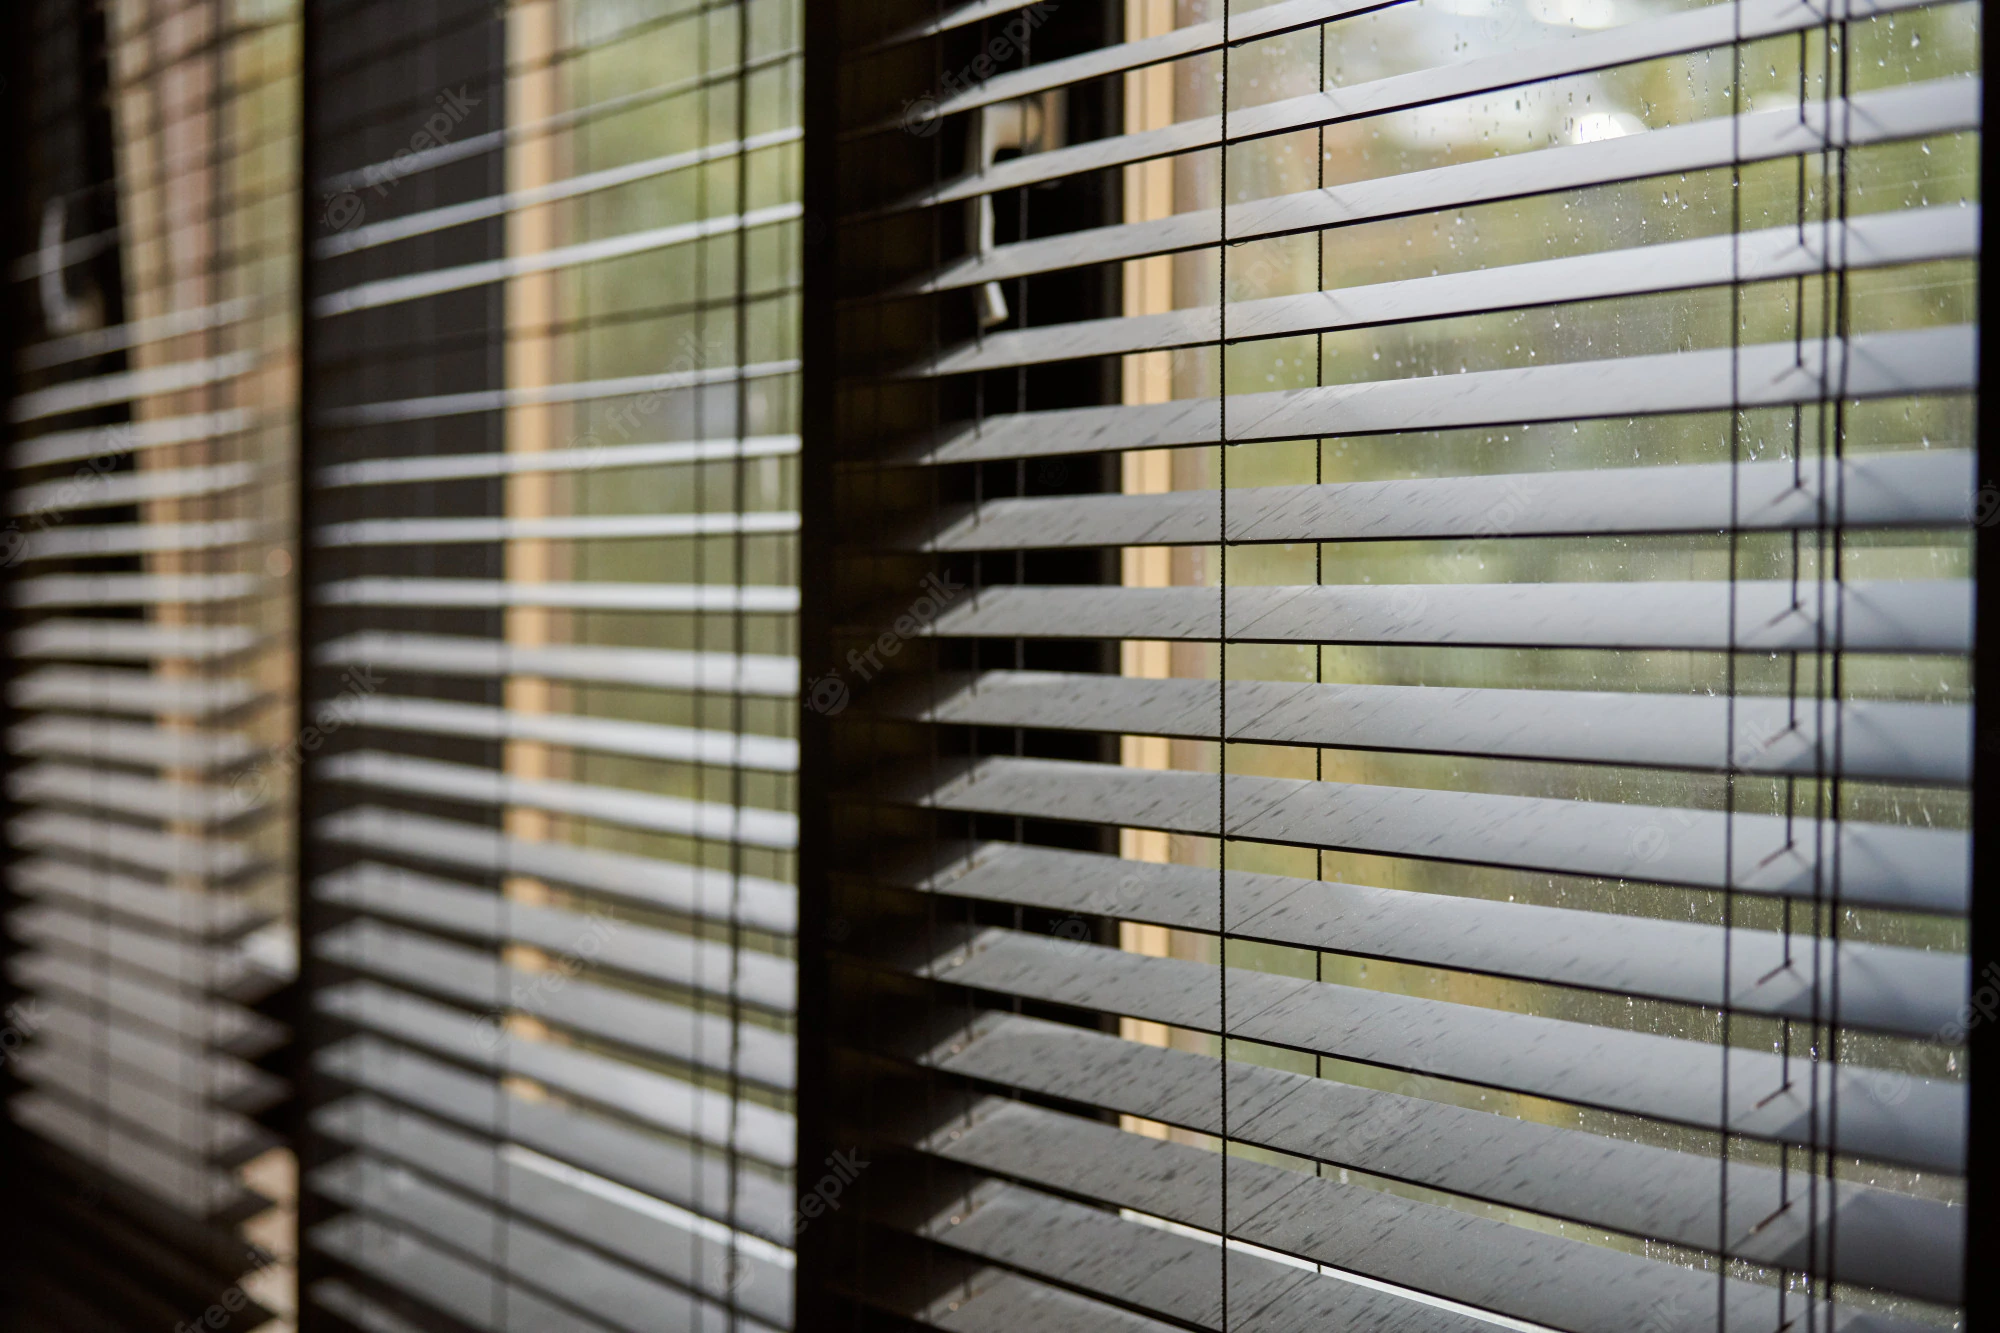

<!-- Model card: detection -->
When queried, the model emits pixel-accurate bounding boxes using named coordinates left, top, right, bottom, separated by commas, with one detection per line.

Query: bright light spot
left=1571, top=111, right=1644, bottom=144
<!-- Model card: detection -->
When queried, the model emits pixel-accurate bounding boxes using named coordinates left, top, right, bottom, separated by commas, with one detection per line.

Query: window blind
left=299, top=0, right=802, bottom=1329
left=805, top=0, right=1978, bottom=1330
left=4, top=0, right=300, bottom=1327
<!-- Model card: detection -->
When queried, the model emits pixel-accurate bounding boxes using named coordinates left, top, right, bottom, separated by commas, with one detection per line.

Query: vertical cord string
left=1798, top=10, right=1838, bottom=1325
left=1312, top=16, right=1327, bottom=1219
left=1720, top=0, right=1746, bottom=1324
left=494, top=1, right=542, bottom=1315
left=1217, top=2, right=1232, bottom=1326
left=692, top=0, right=716, bottom=1257
left=724, top=0, right=754, bottom=1319
left=1778, top=11, right=1816, bottom=1313
left=1818, top=9, right=1855, bottom=1322
left=206, top=0, right=227, bottom=1265
left=1793, top=11, right=1846, bottom=1321
left=921, top=3, right=953, bottom=1319
left=1011, top=19, right=1030, bottom=982
left=1783, top=13, right=1820, bottom=1323
left=493, top=3, right=514, bottom=1317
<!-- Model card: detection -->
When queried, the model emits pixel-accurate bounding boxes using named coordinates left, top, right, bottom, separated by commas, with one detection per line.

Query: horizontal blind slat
left=314, top=433, right=799, bottom=487
left=915, top=756, right=1967, bottom=910
left=317, top=358, right=800, bottom=427
left=922, top=579, right=1973, bottom=654
left=7, top=410, right=252, bottom=470
left=8, top=857, right=266, bottom=934
left=909, top=671, right=1970, bottom=783
left=322, top=750, right=799, bottom=849
left=12, top=811, right=263, bottom=880
left=318, top=912, right=796, bottom=1018
left=317, top=807, right=797, bottom=932
left=314, top=206, right=803, bottom=318
left=918, top=324, right=1973, bottom=465
left=23, top=520, right=268, bottom=560
left=8, top=353, right=256, bottom=423
left=912, top=208, right=1976, bottom=377
left=14, top=619, right=262, bottom=661
left=316, top=578, right=799, bottom=614
left=315, top=509, right=799, bottom=546
left=11, top=761, right=260, bottom=825
left=9, top=460, right=256, bottom=513
left=344, top=694, right=797, bottom=770
left=917, top=450, right=1974, bottom=550
left=891, top=841, right=1965, bottom=1035
left=11, top=574, right=262, bottom=609
left=11, top=716, right=257, bottom=770
left=903, top=78, right=1976, bottom=293
left=905, top=0, right=1948, bottom=209
left=9, top=667, right=262, bottom=717
left=315, top=630, right=797, bottom=695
